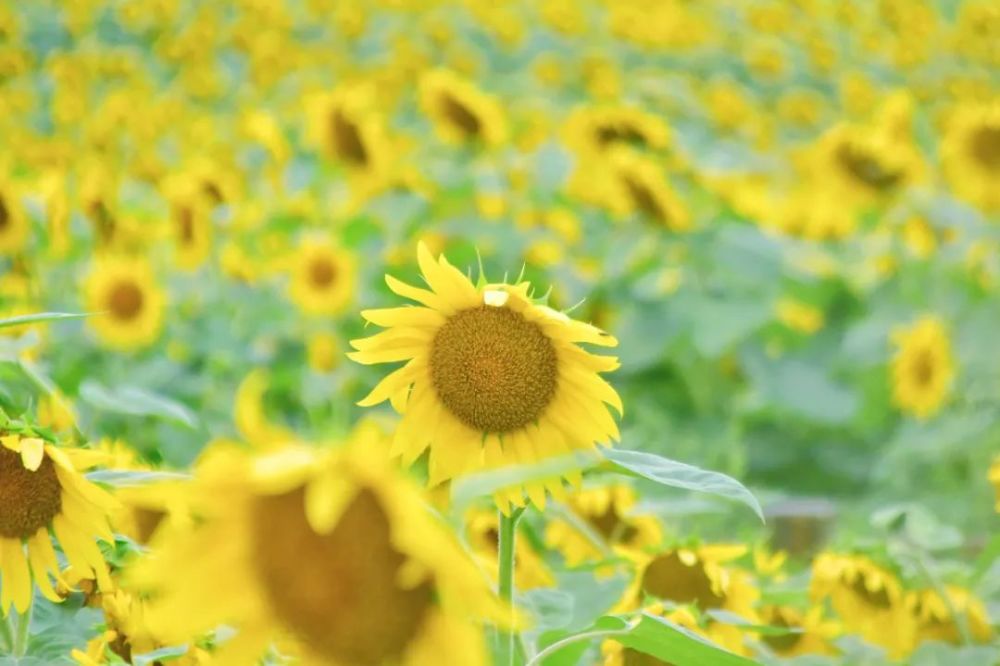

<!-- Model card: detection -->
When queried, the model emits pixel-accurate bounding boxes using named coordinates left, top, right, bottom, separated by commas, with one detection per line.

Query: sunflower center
left=107, top=281, right=144, bottom=321
left=441, top=94, right=482, bottom=138
left=0, top=196, right=9, bottom=231
left=911, top=349, right=935, bottom=387
left=641, top=552, right=725, bottom=609
left=430, top=305, right=558, bottom=433
left=835, top=144, right=902, bottom=190
left=623, top=648, right=674, bottom=666
left=253, top=486, right=433, bottom=665
left=970, top=125, right=1000, bottom=170
left=588, top=506, right=637, bottom=543
left=624, top=176, right=668, bottom=223
left=596, top=123, right=646, bottom=147
left=848, top=576, right=893, bottom=609
left=0, top=444, right=62, bottom=539
left=176, top=206, right=196, bottom=245
left=331, top=109, right=368, bottom=167
left=762, top=610, right=803, bottom=653
left=309, top=257, right=337, bottom=289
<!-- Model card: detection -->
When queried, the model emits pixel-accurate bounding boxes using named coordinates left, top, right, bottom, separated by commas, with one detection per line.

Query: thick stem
left=12, top=604, right=31, bottom=657
left=0, top=612, right=14, bottom=654
left=497, top=506, right=525, bottom=666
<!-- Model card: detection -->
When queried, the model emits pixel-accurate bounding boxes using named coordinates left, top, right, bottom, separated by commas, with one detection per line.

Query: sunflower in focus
left=287, top=237, right=356, bottom=316
left=757, top=605, right=838, bottom=658
left=890, top=316, right=955, bottom=419
left=940, top=102, right=1000, bottom=211
left=83, top=256, right=165, bottom=351
left=418, top=68, right=507, bottom=147
left=908, top=586, right=993, bottom=645
left=0, top=424, right=116, bottom=615
left=349, top=243, right=621, bottom=510
left=545, top=484, right=661, bottom=566
left=132, top=424, right=504, bottom=666
left=810, top=553, right=915, bottom=659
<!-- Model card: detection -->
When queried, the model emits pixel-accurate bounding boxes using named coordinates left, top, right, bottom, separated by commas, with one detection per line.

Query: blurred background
left=0, top=0, right=999, bottom=659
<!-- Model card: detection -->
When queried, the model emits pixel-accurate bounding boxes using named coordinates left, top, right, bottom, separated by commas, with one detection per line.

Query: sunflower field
left=1, top=0, right=999, bottom=664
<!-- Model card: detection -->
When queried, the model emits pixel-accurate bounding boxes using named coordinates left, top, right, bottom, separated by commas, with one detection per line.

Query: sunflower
left=810, top=553, right=915, bottom=659
left=349, top=243, right=621, bottom=511
left=0, top=181, right=29, bottom=256
left=890, top=316, right=955, bottom=419
left=83, top=256, right=166, bottom=351
left=308, top=85, right=391, bottom=177
left=418, top=68, right=507, bottom=147
left=756, top=605, right=838, bottom=658
left=940, top=102, right=1000, bottom=212
left=0, top=424, right=117, bottom=615
left=131, top=425, right=503, bottom=666
left=617, top=544, right=759, bottom=624
left=306, top=331, right=340, bottom=373
left=775, top=298, right=825, bottom=334
left=233, top=369, right=296, bottom=449
left=163, top=177, right=213, bottom=271
left=287, top=237, right=356, bottom=316
left=605, top=150, right=690, bottom=231
left=563, top=104, right=671, bottom=160
left=544, top=484, right=661, bottom=566
left=466, top=508, right=554, bottom=590
left=908, top=586, right=993, bottom=645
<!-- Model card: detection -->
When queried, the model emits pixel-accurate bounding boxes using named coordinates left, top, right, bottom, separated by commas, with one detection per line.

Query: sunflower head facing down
left=349, top=243, right=622, bottom=510
left=83, top=256, right=166, bottom=351
left=890, top=315, right=955, bottom=420
left=0, top=419, right=117, bottom=616
left=132, top=423, right=504, bottom=666
left=941, top=101, right=1000, bottom=212
left=418, top=68, right=508, bottom=148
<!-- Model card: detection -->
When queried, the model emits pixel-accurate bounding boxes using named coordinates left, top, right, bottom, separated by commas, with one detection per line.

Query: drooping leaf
left=79, top=380, right=199, bottom=429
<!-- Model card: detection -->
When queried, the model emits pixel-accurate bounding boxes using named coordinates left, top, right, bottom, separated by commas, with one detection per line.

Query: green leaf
left=971, top=533, right=1000, bottom=585
left=602, top=448, right=764, bottom=522
left=613, top=613, right=763, bottom=666
left=449, top=451, right=599, bottom=514
left=79, top=380, right=199, bottom=429
left=132, top=645, right=190, bottom=666
left=85, top=469, right=191, bottom=486
left=0, top=312, right=92, bottom=330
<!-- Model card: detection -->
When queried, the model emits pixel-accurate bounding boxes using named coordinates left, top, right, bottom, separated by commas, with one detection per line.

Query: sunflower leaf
left=0, top=311, right=92, bottom=330
left=85, top=469, right=192, bottom=486
left=610, top=612, right=764, bottom=666
left=602, top=448, right=764, bottom=523
left=132, top=645, right=190, bottom=666
left=79, top=380, right=199, bottom=429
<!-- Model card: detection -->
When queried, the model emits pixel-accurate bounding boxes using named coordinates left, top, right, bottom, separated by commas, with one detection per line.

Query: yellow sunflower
left=757, top=605, right=839, bottom=658
left=163, top=178, right=213, bottom=271
left=563, top=104, right=671, bottom=160
left=466, top=507, right=554, bottom=590
left=941, top=102, right=1000, bottom=212
left=83, top=256, right=166, bottom=351
left=131, top=425, right=504, bottom=666
left=775, top=298, right=825, bottom=335
left=233, top=369, right=296, bottom=449
left=0, top=426, right=117, bottom=615
left=544, top=484, right=662, bottom=566
left=349, top=243, right=621, bottom=511
left=287, top=237, right=356, bottom=317
left=418, top=68, right=508, bottom=147
left=810, top=553, right=915, bottom=659
left=0, top=180, right=29, bottom=256
left=605, top=149, right=690, bottom=231
left=890, top=316, right=955, bottom=419
left=908, top=586, right=993, bottom=645
left=308, top=84, right=391, bottom=177
left=617, top=544, right=759, bottom=623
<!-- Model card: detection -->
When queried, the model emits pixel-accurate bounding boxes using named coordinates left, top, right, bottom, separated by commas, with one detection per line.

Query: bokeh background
left=1, top=0, right=999, bottom=664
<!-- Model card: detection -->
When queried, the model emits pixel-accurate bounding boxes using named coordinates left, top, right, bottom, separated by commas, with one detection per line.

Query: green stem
left=497, top=506, right=525, bottom=666
left=526, top=624, right=638, bottom=666
left=0, top=612, right=13, bottom=654
left=12, top=604, right=31, bottom=657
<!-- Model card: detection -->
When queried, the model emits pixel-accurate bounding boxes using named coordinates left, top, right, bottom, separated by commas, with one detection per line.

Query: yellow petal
left=20, top=437, right=45, bottom=472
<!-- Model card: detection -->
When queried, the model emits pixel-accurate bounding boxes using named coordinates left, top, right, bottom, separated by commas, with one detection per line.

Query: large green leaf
left=79, top=380, right=199, bottom=429
left=0, top=312, right=92, bottom=330
left=603, top=448, right=764, bottom=522
left=613, top=613, right=763, bottom=666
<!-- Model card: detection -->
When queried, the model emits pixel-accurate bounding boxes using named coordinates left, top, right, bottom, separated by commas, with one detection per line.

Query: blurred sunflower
left=287, top=237, right=356, bottom=316
left=418, top=68, right=507, bottom=147
left=466, top=508, right=554, bottom=590
left=757, top=605, right=838, bottom=658
left=163, top=178, right=213, bottom=271
left=606, top=150, right=690, bottom=231
left=618, top=544, right=758, bottom=621
left=0, top=426, right=116, bottom=615
left=349, top=243, right=621, bottom=510
left=810, top=553, right=915, bottom=659
left=0, top=181, right=29, bottom=256
left=308, top=85, right=391, bottom=177
left=941, top=102, right=1000, bottom=211
left=563, top=104, right=671, bottom=159
left=234, top=369, right=296, bottom=449
left=83, top=256, right=165, bottom=351
left=890, top=316, right=954, bottom=419
left=545, top=484, right=661, bottom=566
left=132, top=425, right=503, bottom=666
left=908, top=586, right=993, bottom=645
left=989, top=456, right=1000, bottom=511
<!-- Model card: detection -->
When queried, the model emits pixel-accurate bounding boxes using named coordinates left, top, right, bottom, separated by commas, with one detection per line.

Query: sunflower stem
left=12, top=604, right=31, bottom=657
left=0, top=612, right=13, bottom=654
left=497, top=506, right=525, bottom=666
